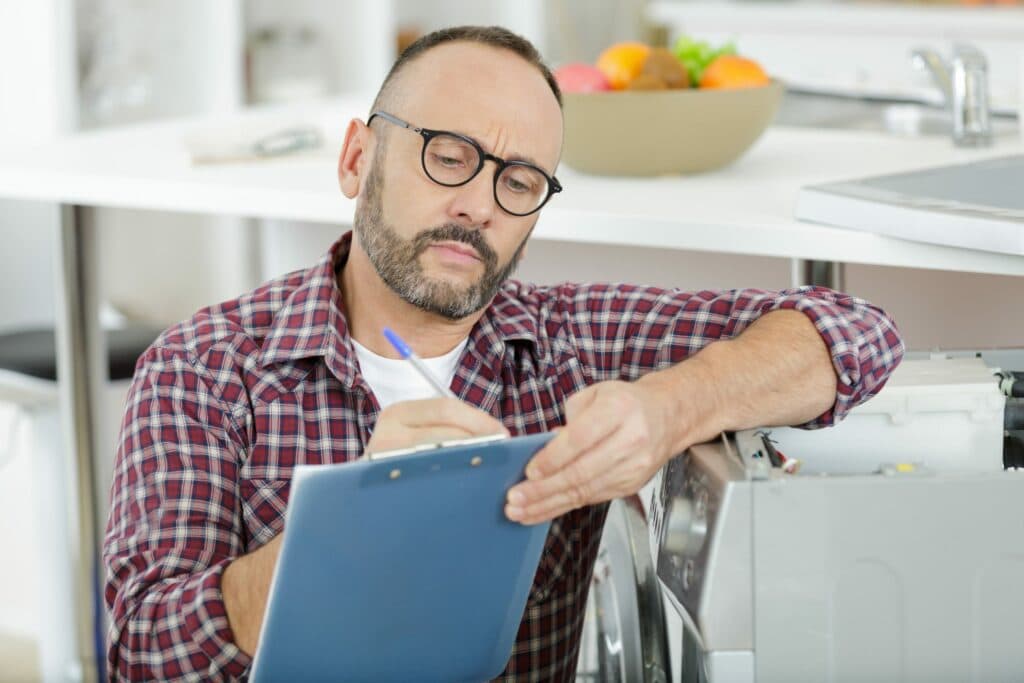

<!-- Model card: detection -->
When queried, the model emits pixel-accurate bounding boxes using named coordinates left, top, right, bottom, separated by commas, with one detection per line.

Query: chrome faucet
left=911, top=44, right=992, bottom=146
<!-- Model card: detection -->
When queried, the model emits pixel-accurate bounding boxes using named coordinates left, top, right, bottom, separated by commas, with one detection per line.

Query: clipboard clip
left=366, top=432, right=509, bottom=462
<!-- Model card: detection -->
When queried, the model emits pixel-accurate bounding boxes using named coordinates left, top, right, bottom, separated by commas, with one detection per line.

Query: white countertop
left=1, top=95, right=1022, bottom=276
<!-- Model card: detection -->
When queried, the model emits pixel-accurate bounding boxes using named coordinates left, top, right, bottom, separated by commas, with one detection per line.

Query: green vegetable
left=672, top=35, right=737, bottom=86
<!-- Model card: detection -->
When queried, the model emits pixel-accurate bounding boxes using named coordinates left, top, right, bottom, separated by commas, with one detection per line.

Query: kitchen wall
left=846, top=264, right=1024, bottom=350
left=93, top=208, right=262, bottom=326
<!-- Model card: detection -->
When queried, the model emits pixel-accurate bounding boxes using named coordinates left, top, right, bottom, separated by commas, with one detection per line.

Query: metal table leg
left=53, top=205, right=104, bottom=683
left=790, top=258, right=846, bottom=290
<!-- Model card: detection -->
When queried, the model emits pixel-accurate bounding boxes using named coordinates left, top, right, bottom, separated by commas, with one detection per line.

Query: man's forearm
left=222, top=534, right=283, bottom=656
left=639, top=309, right=837, bottom=453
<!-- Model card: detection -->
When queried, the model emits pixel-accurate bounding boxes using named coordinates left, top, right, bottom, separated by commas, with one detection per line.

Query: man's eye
left=432, top=153, right=465, bottom=168
left=503, top=174, right=535, bottom=194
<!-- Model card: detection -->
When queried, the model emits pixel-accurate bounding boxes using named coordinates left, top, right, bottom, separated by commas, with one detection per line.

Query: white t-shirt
left=351, top=337, right=469, bottom=410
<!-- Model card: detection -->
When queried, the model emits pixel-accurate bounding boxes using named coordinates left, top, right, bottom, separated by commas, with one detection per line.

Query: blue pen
left=383, top=327, right=458, bottom=399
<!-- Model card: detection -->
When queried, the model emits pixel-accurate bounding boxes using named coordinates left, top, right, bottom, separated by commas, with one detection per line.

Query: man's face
left=352, top=42, right=563, bottom=320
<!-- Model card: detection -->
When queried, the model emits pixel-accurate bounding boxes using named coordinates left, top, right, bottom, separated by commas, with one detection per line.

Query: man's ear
left=338, top=118, right=373, bottom=199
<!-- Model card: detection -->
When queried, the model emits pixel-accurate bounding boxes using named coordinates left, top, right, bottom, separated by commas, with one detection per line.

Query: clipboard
left=249, top=431, right=555, bottom=683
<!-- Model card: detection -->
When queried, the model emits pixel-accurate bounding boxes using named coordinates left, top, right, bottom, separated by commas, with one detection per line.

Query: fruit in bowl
left=629, top=47, right=690, bottom=90
left=553, top=63, right=611, bottom=93
left=554, top=36, right=783, bottom=176
left=594, top=42, right=650, bottom=90
left=672, top=35, right=738, bottom=87
left=699, top=55, right=770, bottom=89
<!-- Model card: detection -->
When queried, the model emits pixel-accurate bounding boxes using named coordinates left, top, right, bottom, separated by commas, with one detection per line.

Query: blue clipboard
left=249, top=431, right=555, bottom=683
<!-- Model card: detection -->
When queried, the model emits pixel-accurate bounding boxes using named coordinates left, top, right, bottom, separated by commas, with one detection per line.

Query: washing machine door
left=576, top=496, right=671, bottom=682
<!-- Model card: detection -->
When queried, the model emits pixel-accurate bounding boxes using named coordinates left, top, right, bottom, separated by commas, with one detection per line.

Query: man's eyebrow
left=451, top=127, right=546, bottom=172
left=507, top=152, right=543, bottom=168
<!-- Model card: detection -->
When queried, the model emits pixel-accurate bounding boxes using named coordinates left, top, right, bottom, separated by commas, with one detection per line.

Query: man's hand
left=365, top=397, right=509, bottom=455
left=223, top=534, right=283, bottom=656
left=504, top=377, right=705, bottom=525
left=504, top=309, right=838, bottom=525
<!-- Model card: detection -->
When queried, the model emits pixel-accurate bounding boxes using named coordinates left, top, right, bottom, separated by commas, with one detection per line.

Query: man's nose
left=447, top=165, right=497, bottom=228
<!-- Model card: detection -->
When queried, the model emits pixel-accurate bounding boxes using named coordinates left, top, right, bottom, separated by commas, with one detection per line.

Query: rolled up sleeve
left=103, top=347, right=252, bottom=681
left=563, top=283, right=903, bottom=428
left=742, top=286, right=905, bottom=427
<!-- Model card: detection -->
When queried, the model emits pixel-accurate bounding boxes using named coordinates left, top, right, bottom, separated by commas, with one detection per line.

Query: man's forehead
left=391, top=42, right=563, bottom=167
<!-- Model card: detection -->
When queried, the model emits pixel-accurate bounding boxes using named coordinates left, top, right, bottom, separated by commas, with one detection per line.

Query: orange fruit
left=596, top=42, right=651, bottom=90
left=699, top=55, right=770, bottom=89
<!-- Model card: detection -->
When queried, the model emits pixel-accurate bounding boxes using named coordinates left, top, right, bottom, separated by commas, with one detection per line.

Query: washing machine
left=577, top=494, right=671, bottom=682
left=581, top=355, right=1024, bottom=682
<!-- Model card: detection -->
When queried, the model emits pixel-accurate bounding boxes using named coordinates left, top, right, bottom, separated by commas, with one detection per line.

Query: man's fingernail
left=506, top=505, right=523, bottom=520
left=526, top=465, right=542, bottom=479
left=507, top=490, right=524, bottom=505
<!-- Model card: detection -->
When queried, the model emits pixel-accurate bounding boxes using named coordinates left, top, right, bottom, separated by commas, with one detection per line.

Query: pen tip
left=382, top=327, right=412, bottom=358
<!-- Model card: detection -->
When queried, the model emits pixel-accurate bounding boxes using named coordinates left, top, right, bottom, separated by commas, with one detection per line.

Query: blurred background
left=0, top=0, right=1022, bottom=681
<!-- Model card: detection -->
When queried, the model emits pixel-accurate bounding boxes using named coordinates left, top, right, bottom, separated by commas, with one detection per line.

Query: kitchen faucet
left=911, top=44, right=992, bottom=146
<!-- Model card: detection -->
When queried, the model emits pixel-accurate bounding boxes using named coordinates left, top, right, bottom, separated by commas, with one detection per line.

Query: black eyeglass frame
left=366, top=110, right=562, bottom=217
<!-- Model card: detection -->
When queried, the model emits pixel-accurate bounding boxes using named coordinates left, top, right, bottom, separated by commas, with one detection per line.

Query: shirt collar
left=258, top=233, right=359, bottom=386
left=258, top=231, right=541, bottom=387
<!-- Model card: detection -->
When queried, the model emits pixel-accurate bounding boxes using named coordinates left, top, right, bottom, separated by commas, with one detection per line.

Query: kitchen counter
left=1, top=94, right=1022, bottom=275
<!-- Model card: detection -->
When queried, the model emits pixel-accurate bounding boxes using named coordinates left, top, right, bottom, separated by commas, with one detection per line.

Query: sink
left=774, top=91, right=1019, bottom=139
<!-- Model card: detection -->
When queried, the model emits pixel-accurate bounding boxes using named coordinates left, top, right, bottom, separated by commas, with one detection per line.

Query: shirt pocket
left=239, top=478, right=291, bottom=550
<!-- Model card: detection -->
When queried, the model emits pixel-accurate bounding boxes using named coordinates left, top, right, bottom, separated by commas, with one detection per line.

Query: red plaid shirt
left=103, top=232, right=903, bottom=681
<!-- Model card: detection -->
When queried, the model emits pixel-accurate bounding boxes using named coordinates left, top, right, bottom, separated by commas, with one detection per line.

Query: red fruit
left=553, top=63, right=611, bottom=94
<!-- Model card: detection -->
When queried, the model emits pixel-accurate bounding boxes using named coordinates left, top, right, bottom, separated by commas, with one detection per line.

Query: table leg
left=790, top=258, right=846, bottom=291
left=53, top=205, right=105, bottom=683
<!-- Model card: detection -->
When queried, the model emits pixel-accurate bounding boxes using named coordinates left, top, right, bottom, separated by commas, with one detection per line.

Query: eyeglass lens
left=423, top=133, right=550, bottom=216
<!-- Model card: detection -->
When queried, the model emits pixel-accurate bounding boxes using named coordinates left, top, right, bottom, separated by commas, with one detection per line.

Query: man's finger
left=515, top=442, right=629, bottom=503
left=508, top=459, right=639, bottom=524
left=386, top=398, right=508, bottom=436
left=510, top=438, right=631, bottom=512
left=366, top=424, right=478, bottom=455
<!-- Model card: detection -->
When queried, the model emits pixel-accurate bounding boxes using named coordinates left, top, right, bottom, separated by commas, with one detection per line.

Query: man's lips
left=428, top=241, right=483, bottom=263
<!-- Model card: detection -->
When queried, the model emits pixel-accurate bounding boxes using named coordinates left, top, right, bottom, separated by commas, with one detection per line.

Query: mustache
left=413, top=224, right=497, bottom=267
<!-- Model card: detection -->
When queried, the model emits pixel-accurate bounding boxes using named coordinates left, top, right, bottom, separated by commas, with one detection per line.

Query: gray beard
left=353, top=153, right=530, bottom=320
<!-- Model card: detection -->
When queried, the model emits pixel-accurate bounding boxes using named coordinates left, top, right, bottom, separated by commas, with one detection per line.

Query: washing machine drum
left=576, top=496, right=671, bottom=682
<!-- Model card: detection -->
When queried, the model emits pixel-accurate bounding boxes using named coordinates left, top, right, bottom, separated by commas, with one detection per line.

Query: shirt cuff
left=183, top=559, right=253, bottom=679
left=761, top=287, right=904, bottom=428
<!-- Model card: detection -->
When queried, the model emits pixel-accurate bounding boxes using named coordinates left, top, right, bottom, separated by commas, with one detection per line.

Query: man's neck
left=339, top=245, right=481, bottom=359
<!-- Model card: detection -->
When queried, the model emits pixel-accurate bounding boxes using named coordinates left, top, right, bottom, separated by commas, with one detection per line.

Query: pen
left=383, top=327, right=458, bottom=399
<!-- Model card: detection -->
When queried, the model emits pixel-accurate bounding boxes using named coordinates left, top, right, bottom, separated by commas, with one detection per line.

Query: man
left=103, top=25, right=903, bottom=681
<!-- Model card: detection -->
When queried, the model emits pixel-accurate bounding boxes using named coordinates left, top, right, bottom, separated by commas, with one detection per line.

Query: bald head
left=371, top=26, right=562, bottom=119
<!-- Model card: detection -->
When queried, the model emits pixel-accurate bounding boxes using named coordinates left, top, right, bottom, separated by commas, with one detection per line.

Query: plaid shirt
left=103, top=232, right=903, bottom=681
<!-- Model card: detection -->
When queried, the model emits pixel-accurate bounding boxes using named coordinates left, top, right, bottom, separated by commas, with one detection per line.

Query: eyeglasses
left=367, top=111, right=562, bottom=217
